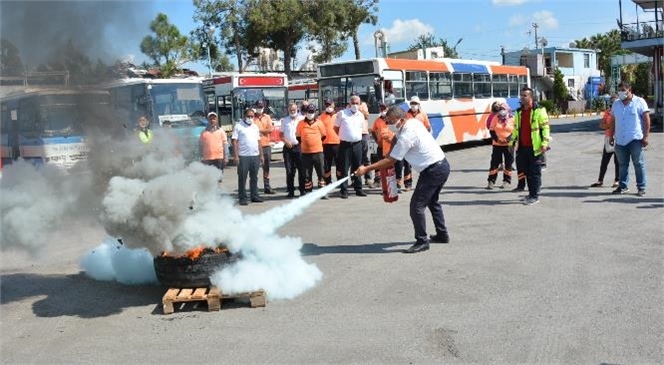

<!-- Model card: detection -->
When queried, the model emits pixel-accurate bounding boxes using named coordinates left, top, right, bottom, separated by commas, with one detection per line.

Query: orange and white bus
left=204, top=73, right=288, bottom=153
left=316, top=57, right=530, bottom=146
left=288, top=78, right=318, bottom=107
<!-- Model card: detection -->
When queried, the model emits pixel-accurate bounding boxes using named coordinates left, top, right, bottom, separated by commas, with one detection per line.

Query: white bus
left=204, top=73, right=288, bottom=152
left=317, top=57, right=530, bottom=146
left=104, top=77, right=208, bottom=160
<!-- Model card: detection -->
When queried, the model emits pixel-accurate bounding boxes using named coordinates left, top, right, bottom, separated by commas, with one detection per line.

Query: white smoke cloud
left=80, top=237, right=157, bottom=285
left=0, top=160, right=92, bottom=255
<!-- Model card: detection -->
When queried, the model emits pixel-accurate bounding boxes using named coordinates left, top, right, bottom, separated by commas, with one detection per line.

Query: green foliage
left=140, top=13, right=190, bottom=72
left=406, top=33, right=460, bottom=59
left=1, top=38, right=23, bottom=76
left=552, top=67, right=568, bottom=103
left=343, top=0, right=378, bottom=60
left=632, top=63, right=651, bottom=97
left=574, top=29, right=630, bottom=89
left=538, top=100, right=559, bottom=115
left=590, top=97, right=608, bottom=112
left=303, top=0, right=349, bottom=64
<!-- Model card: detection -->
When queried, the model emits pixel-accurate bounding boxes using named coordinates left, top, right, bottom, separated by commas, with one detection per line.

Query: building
left=503, top=46, right=601, bottom=102
left=617, top=0, right=663, bottom=123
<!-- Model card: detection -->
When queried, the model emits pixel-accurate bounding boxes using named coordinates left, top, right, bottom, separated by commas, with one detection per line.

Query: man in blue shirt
left=610, top=81, right=651, bottom=196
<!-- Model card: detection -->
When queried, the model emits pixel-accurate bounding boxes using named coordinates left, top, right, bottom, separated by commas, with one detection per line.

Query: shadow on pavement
left=301, top=241, right=412, bottom=256
left=582, top=197, right=664, bottom=209
left=0, top=272, right=163, bottom=318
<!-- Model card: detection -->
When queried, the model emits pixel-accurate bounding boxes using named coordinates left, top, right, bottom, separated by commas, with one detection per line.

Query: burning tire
left=153, top=248, right=237, bottom=288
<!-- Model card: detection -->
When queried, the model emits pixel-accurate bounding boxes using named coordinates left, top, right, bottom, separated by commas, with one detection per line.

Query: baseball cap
left=409, top=96, right=421, bottom=104
left=324, top=99, right=334, bottom=105
left=306, top=104, right=317, bottom=113
left=207, top=111, right=218, bottom=118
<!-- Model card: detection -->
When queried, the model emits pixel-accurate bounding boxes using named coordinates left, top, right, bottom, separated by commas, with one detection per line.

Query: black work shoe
left=429, top=233, right=450, bottom=243
left=286, top=192, right=295, bottom=198
left=340, top=192, right=349, bottom=199
left=264, top=189, right=276, bottom=195
left=239, top=200, right=248, bottom=206
left=512, top=186, right=525, bottom=192
left=612, top=187, right=629, bottom=194
left=355, top=190, right=367, bottom=197
left=403, top=242, right=429, bottom=254
left=251, top=197, right=264, bottom=203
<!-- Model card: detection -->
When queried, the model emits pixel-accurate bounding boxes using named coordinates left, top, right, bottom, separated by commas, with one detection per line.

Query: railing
left=621, top=20, right=664, bottom=41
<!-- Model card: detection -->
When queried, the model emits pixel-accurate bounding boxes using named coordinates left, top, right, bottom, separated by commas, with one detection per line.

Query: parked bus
left=288, top=78, right=318, bottom=107
left=204, top=73, right=288, bottom=153
left=1, top=88, right=110, bottom=169
left=316, top=57, right=530, bottom=146
left=104, top=77, right=208, bottom=161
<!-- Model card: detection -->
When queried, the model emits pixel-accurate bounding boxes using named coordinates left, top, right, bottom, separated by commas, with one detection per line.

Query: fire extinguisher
left=380, top=166, right=399, bottom=203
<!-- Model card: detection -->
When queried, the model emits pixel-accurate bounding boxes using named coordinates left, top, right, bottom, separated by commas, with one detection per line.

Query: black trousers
left=410, top=159, right=450, bottom=244
left=261, top=145, right=272, bottom=191
left=338, top=140, right=363, bottom=193
left=237, top=155, right=260, bottom=201
left=283, top=145, right=304, bottom=195
left=302, top=152, right=324, bottom=192
left=487, top=145, right=514, bottom=184
left=323, top=144, right=341, bottom=185
left=361, top=134, right=371, bottom=181
left=598, top=147, right=619, bottom=183
left=516, top=147, right=542, bottom=199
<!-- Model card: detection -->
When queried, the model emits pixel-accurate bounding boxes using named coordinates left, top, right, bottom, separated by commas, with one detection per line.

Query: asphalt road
left=1, top=116, right=662, bottom=364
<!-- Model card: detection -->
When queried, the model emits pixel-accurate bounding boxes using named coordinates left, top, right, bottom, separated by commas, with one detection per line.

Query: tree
left=245, top=0, right=307, bottom=78
left=140, top=13, right=190, bottom=75
left=343, top=0, right=378, bottom=60
left=1, top=38, right=24, bottom=76
left=552, top=67, right=568, bottom=103
left=406, top=33, right=460, bottom=59
left=193, top=0, right=250, bottom=72
left=303, top=0, right=349, bottom=64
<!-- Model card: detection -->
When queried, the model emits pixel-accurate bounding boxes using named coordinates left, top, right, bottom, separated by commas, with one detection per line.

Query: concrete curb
left=551, top=112, right=602, bottom=119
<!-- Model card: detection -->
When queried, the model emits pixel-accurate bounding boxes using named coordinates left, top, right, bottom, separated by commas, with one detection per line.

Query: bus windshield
left=232, top=87, right=287, bottom=121
left=319, top=75, right=382, bottom=113
left=150, top=83, right=206, bottom=127
left=40, top=104, right=81, bottom=137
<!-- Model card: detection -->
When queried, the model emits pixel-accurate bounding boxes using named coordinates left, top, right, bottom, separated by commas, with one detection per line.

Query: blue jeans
left=614, top=139, right=646, bottom=190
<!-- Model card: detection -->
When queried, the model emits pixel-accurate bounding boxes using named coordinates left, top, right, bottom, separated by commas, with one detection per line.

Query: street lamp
left=452, top=38, right=463, bottom=56
left=206, top=25, right=216, bottom=77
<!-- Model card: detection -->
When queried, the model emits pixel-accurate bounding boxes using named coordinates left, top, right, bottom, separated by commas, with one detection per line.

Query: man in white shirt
left=355, top=105, right=451, bottom=254
left=232, top=108, right=263, bottom=206
left=280, top=102, right=305, bottom=198
left=334, top=94, right=367, bottom=199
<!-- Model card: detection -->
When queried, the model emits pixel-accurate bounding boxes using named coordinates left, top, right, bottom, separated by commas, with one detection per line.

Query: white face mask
left=244, top=117, right=253, bottom=124
left=350, top=104, right=359, bottom=113
left=618, top=91, right=627, bottom=100
left=306, top=113, right=315, bottom=120
left=290, top=112, right=298, bottom=118
left=256, top=108, right=264, bottom=114
left=498, top=110, right=508, bottom=118
left=410, top=105, right=419, bottom=112
left=326, top=107, right=334, bottom=113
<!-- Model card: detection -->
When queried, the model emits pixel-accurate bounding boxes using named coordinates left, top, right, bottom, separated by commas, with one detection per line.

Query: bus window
left=508, top=75, right=520, bottom=98
left=405, top=71, right=428, bottom=100
left=453, top=73, right=473, bottom=99
left=319, top=75, right=380, bottom=113
left=493, top=74, right=509, bottom=97
left=429, top=72, right=452, bottom=100
left=473, top=74, right=492, bottom=98
left=217, top=95, right=232, bottom=128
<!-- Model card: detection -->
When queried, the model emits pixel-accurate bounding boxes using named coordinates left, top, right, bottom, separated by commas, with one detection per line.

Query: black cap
left=324, top=99, right=334, bottom=105
left=255, top=100, right=264, bottom=108
left=306, top=104, right=316, bottom=113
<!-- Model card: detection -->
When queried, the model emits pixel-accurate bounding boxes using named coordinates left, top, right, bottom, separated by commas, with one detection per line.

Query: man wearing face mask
left=402, top=96, right=432, bottom=192
left=486, top=102, right=515, bottom=189
left=355, top=105, right=451, bottom=254
left=371, top=102, right=402, bottom=188
left=320, top=99, right=341, bottom=186
left=335, top=95, right=367, bottom=198
left=296, top=104, right=327, bottom=196
left=510, top=87, right=550, bottom=206
left=232, top=108, right=263, bottom=206
left=610, top=81, right=650, bottom=196
left=280, top=103, right=305, bottom=198
left=254, top=100, right=275, bottom=195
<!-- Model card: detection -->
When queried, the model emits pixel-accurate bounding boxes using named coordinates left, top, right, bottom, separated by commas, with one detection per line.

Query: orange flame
left=160, top=245, right=228, bottom=259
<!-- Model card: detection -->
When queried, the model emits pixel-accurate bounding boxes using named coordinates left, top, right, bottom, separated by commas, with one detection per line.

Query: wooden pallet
left=162, top=287, right=266, bottom=314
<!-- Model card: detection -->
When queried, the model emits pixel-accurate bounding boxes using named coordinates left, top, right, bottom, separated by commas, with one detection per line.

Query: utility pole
left=532, top=22, right=539, bottom=49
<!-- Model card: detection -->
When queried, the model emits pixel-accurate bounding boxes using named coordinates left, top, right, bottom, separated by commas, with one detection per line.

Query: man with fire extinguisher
left=355, top=105, right=450, bottom=254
